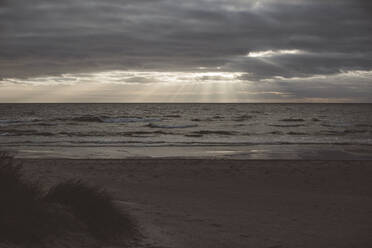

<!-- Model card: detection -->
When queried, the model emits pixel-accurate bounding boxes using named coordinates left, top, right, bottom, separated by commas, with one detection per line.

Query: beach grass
left=0, top=153, right=138, bottom=246
left=44, top=179, right=137, bottom=241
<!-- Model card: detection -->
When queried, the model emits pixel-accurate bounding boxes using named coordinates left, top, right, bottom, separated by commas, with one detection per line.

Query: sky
left=0, top=0, right=371, bottom=102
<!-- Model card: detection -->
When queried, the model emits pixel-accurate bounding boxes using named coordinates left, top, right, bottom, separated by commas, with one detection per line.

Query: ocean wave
left=343, top=129, right=370, bottom=134
left=0, top=128, right=179, bottom=137
left=71, top=116, right=104, bottom=122
left=191, top=118, right=213, bottom=122
left=266, top=130, right=308, bottom=135
left=287, top=132, right=307, bottom=135
left=355, top=124, right=372, bottom=128
left=280, top=118, right=305, bottom=122
left=269, top=131, right=284, bottom=135
left=0, top=120, right=19, bottom=124
left=122, top=130, right=173, bottom=136
left=70, top=140, right=167, bottom=145
left=30, top=122, right=58, bottom=126
left=63, top=115, right=162, bottom=123
left=233, top=115, right=253, bottom=122
left=0, top=118, right=42, bottom=125
left=184, top=134, right=204, bottom=137
left=268, top=124, right=306, bottom=127
left=102, top=117, right=161, bottom=123
left=0, top=129, right=55, bottom=136
left=58, top=130, right=174, bottom=137
left=189, top=130, right=238, bottom=136
left=318, top=129, right=370, bottom=136
left=146, top=123, right=198, bottom=129
left=321, top=122, right=353, bottom=128
left=8, top=122, right=58, bottom=127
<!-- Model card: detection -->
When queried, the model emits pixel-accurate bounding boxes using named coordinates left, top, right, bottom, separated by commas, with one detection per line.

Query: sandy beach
left=17, top=159, right=372, bottom=248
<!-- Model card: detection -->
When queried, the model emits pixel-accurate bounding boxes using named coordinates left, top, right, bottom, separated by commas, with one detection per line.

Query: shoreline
left=16, top=157, right=372, bottom=162
left=5, top=143, right=372, bottom=160
left=19, top=158, right=372, bottom=248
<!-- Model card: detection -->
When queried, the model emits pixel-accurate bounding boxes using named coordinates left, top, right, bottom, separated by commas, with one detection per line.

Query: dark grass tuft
left=44, top=179, right=138, bottom=241
left=0, top=153, right=139, bottom=245
left=0, top=153, right=75, bottom=244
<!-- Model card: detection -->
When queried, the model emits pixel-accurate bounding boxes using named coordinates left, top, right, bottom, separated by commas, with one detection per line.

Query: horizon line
left=0, top=102, right=371, bottom=104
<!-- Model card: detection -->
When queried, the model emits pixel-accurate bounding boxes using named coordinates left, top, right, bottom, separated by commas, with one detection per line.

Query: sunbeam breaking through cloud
left=0, top=0, right=371, bottom=102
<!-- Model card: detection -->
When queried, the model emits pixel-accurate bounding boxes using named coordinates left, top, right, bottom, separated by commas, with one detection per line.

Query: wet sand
left=20, top=159, right=372, bottom=248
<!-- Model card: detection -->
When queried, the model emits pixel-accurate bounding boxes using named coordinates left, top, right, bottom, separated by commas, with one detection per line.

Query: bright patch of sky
left=1, top=71, right=246, bottom=86
left=246, top=50, right=306, bottom=58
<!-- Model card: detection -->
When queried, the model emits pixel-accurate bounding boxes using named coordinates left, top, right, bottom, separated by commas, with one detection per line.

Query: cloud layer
left=0, top=0, right=371, bottom=101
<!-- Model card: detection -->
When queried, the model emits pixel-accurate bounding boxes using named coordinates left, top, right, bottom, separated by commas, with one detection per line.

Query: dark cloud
left=0, top=0, right=371, bottom=82
left=234, top=52, right=372, bottom=80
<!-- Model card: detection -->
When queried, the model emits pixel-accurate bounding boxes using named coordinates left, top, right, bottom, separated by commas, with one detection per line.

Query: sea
left=0, top=103, right=372, bottom=159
